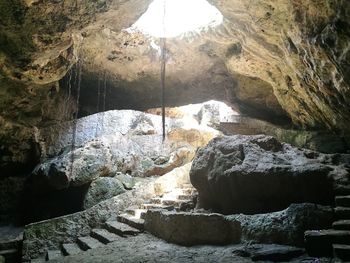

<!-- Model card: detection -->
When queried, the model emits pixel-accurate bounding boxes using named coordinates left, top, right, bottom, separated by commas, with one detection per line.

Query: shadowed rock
left=190, top=135, right=341, bottom=214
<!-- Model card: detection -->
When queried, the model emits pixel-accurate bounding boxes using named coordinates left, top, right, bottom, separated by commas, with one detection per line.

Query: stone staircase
left=33, top=184, right=197, bottom=262
left=305, top=184, right=350, bottom=261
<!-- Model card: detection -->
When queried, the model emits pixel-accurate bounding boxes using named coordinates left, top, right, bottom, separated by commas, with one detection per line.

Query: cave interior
left=0, top=0, right=350, bottom=262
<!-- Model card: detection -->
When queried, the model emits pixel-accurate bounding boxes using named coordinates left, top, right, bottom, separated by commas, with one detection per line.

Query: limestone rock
left=32, top=109, right=218, bottom=189
left=38, top=109, right=219, bottom=158
left=144, top=210, right=241, bottom=246
left=83, top=177, right=125, bottom=209
left=153, top=162, right=192, bottom=195
left=219, top=117, right=350, bottom=154
left=226, top=203, right=334, bottom=246
left=21, top=176, right=157, bottom=261
left=0, top=117, right=40, bottom=177
left=32, top=134, right=194, bottom=189
left=148, top=100, right=239, bottom=129
left=113, top=172, right=135, bottom=190
left=32, top=139, right=114, bottom=189
left=231, top=244, right=305, bottom=262
left=1, top=0, right=350, bottom=184
left=190, top=135, right=337, bottom=214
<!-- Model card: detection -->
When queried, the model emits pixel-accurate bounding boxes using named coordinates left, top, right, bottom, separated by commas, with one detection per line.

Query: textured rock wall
left=0, top=0, right=349, bottom=180
left=211, top=0, right=350, bottom=132
left=189, top=135, right=346, bottom=214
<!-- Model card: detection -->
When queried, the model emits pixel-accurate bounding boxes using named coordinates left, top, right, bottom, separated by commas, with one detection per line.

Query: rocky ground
left=46, top=233, right=332, bottom=263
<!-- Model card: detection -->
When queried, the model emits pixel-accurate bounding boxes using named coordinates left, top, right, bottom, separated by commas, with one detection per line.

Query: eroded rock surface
left=0, top=0, right=349, bottom=185
left=226, top=203, right=334, bottom=246
left=189, top=135, right=346, bottom=214
left=20, top=109, right=218, bottom=222
left=31, top=109, right=218, bottom=190
left=144, top=210, right=241, bottom=246
left=83, top=177, right=125, bottom=209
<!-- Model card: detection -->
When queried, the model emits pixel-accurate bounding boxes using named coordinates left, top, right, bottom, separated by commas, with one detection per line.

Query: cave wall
left=213, top=0, right=350, bottom=132
left=0, top=0, right=349, bottom=221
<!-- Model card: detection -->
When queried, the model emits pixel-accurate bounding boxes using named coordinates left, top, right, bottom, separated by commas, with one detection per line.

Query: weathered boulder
left=190, top=135, right=337, bottom=214
left=22, top=164, right=194, bottom=261
left=32, top=134, right=196, bottom=189
left=219, top=116, right=350, bottom=154
left=38, top=109, right=219, bottom=158
left=83, top=177, right=125, bottom=209
left=113, top=172, right=135, bottom=190
left=32, top=139, right=114, bottom=189
left=226, top=203, right=334, bottom=246
left=144, top=210, right=241, bottom=246
left=38, top=110, right=167, bottom=157
left=32, top=110, right=219, bottom=190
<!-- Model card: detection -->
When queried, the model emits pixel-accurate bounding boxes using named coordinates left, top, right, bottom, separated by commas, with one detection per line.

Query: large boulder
left=83, top=177, right=125, bottom=209
left=32, top=133, right=195, bottom=189
left=190, top=135, right=339, bottom=214
left=38, top=109, right=219, bottom=158
left=144, top=210, right=241, bottom=246
left=32, top=109, right=219, bottom=190
left=226, top=203, right=334, bottom=246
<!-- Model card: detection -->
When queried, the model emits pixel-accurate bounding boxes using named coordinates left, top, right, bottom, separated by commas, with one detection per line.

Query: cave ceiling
left=0, top=0, right=349, bottom=132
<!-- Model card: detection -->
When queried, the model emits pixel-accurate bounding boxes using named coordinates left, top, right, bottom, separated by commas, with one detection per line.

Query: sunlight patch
left=126, top=0, right=223, bottom=38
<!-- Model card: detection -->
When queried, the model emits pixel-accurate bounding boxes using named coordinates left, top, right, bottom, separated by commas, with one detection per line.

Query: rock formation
left=19, top=108, right=218, bottom=222
left=0, top=0, right=349, bottom=261
left=190, top=134, right=349, bottom=214
left=0, top=0, right=349, bottom=179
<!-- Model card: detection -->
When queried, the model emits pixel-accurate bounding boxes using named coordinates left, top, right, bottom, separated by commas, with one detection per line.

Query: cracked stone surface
left=48, top=233, right=328, bottom=263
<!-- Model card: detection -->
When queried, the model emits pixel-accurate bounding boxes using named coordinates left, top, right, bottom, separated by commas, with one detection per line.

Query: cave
left=0, top=0, right=350, bottom=262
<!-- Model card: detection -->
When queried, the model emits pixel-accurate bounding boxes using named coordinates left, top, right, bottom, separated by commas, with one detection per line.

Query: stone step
left=77, top=236, right=104, bottom=251
left=149, top=197, right=162, bottom=204
left=125, top=208, right=147, bottom=219
left=333, top=244, right=350, bottom=261
left=333, top=220, right=350, bottom=230
left=334, top=185, right=350, bottom=195
left=0, top=248, right=19, bottom=262
left=305, top=229, right=350, bottom=257
left=335, top=195, right=350, bottom=207
left=335, top=206, right=350, bottom=219
left=105, top=221, right=140, bottom=237
left=177, top=194, right=193, bottom=201
left=117, top=214, right=145, bottom=231
left=46, top=249, right=62, bottom=261
left=61, top=243, right=82, bottom=256
left=177, top=200, right=195, bottom=211
left=91, top=228, right=122, bottom=244
left=181, top=188, right=196, bottom=195
left=141, top=204, right=174, bottom=210
left=161, top=199, right=179, bottom=206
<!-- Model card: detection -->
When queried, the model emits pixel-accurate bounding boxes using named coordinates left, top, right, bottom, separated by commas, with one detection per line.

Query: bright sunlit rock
left=126, top=0, right=223, bottom=38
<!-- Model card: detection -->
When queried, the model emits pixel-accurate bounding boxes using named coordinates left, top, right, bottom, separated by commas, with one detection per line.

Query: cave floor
left=48, top=233, right=331, bottom=263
